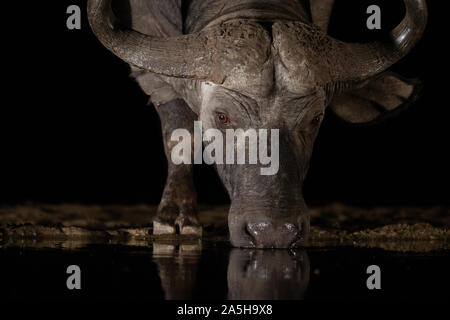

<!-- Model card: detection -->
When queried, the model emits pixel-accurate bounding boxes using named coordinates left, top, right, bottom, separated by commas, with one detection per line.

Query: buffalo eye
left=217, top=112, right=230, bottom=125
left=311, top=112, right=324, bottom=126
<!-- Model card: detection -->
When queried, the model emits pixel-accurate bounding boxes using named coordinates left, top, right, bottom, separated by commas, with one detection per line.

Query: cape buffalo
left=88, top=0, right=427, bottom=248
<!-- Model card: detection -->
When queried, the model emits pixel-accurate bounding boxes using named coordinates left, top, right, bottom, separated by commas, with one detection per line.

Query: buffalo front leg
left=153, top=98, right=201, bottom=236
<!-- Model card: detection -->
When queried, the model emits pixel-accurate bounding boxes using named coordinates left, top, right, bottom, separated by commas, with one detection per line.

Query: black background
left=1, top=0, right=448, bottom=206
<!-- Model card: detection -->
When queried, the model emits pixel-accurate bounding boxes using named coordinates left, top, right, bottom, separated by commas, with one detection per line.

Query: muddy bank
left=0, top=203, right=448, bottom=252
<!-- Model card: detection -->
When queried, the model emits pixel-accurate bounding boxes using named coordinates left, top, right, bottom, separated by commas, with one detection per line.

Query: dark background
left=1, top=0, right=448, bottom=206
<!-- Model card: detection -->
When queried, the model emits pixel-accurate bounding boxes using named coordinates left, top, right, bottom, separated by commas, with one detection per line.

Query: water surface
left=1, top=241, right=448, bottom=299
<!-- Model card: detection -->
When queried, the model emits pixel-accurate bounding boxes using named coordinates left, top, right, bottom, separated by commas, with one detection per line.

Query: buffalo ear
left=329, top=72, right=421, bottom=124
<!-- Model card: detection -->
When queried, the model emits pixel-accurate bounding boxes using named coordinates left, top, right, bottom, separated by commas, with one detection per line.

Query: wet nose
left=246, top=222, right=300, bottom=248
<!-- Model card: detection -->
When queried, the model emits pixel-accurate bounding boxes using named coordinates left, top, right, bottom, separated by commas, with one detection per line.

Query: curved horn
left=88, top=0, right=271, bottom=84
left=88, top=0, right=216, bottom=81
left=329, top=0, right=428, bottom=84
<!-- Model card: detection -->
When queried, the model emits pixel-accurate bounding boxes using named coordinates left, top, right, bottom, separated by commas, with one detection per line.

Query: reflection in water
left=152, top=242, right=309, bottom=300
left=227, top=249, right=310, bottom=300
left=152, top=241, right=202, bottom=300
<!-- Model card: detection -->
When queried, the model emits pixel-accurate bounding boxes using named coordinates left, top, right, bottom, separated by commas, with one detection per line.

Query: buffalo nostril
left=246, top=222, right=271, bottom=247
left=284, top=223, right=298, bottom=234
left=246, top=222, right=301, bottom=248
left=246, top=222, right=270, bottom=239
left=283, top=223, right=301, bottom=247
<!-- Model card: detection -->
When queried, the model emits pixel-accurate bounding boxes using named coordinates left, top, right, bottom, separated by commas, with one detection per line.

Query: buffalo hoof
left=153, top=219, right=176, bottom=235
left=175, top=215, right=203, bottom=237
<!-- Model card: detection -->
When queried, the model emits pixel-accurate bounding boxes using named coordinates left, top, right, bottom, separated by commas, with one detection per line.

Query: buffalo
left=88, top=0, right=427, bottom=248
